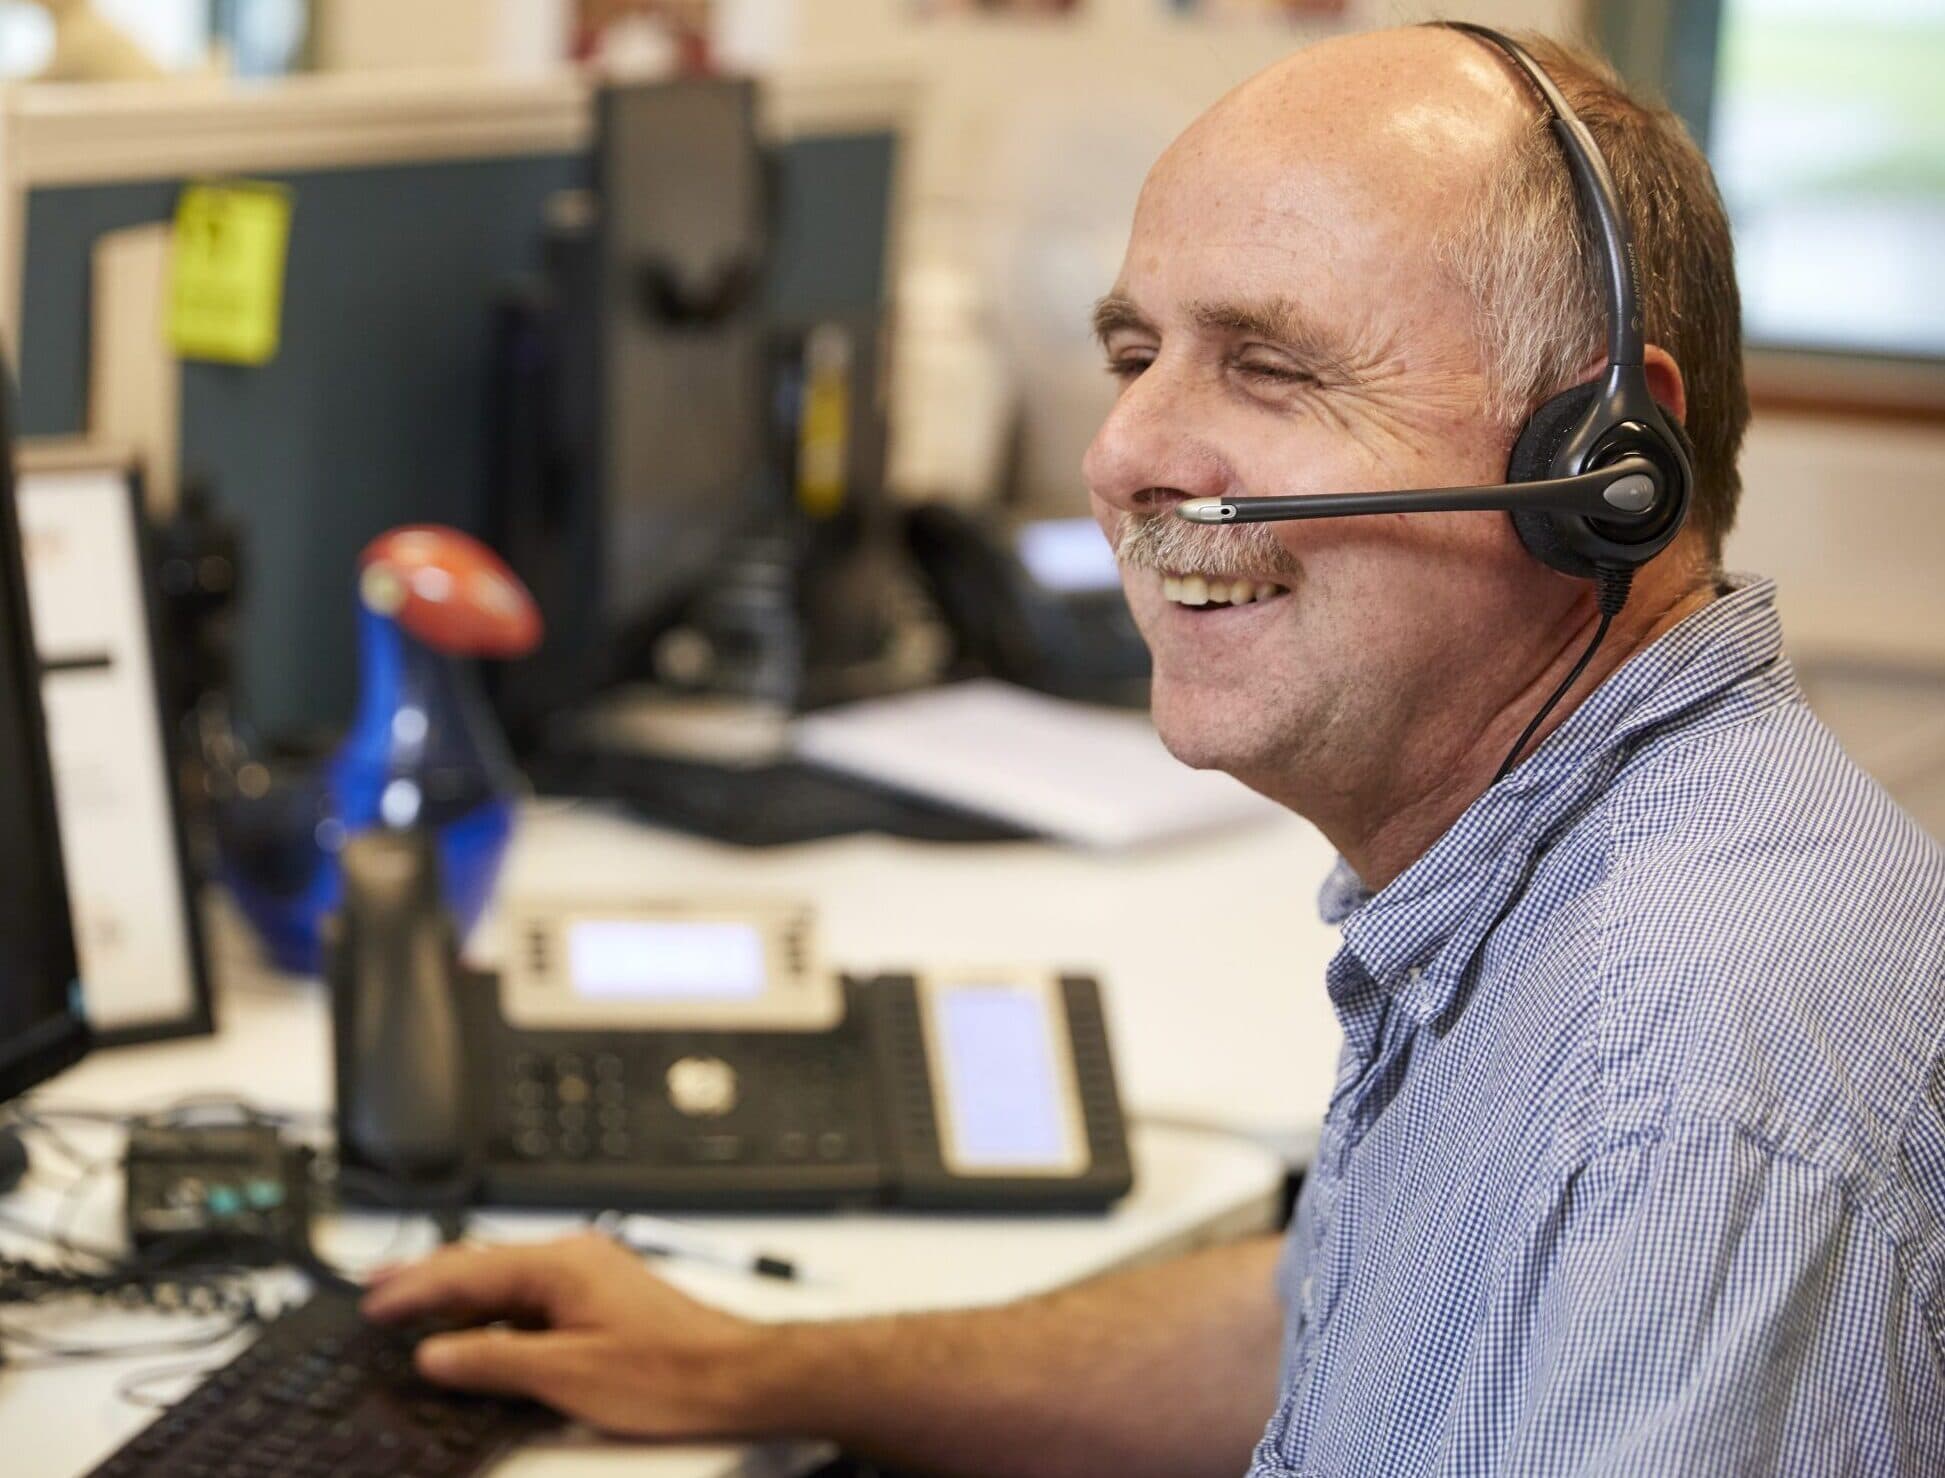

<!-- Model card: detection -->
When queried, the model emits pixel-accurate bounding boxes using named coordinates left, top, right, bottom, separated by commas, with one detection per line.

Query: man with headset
left=365, top=24, right=1945, bottom=1475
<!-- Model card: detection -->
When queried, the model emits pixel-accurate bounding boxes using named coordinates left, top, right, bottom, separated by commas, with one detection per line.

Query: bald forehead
left=1108, top=27, right=1542, bottom=406
left=1157, top=26, right=1534, bottom=212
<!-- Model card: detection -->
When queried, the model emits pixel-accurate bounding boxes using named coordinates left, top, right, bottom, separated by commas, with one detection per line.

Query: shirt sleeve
left=1458, top=1120, right=1945, bottom=1476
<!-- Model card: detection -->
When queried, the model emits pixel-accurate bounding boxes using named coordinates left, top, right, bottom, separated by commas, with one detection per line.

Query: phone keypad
left=493, top=1039, right=874, bottom=1170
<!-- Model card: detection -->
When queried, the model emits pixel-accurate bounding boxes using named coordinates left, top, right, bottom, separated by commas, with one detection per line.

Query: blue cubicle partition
left=14, top=133, right=893, bottom=738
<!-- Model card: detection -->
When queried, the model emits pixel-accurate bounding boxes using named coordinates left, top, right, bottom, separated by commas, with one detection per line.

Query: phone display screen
left=934, top=984, right=1077, bottom=1171
left=566, top=920, right=767, bottom=1002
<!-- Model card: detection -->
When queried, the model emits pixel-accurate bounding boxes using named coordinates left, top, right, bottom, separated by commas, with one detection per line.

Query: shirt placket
left=1284, top=955, right=1390, bottom=1374
left=1297, top=957, right=1429, bottom=1357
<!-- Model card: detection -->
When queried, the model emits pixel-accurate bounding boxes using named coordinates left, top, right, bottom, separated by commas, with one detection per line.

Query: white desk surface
left=4, top=932, right=1288, bottom=1478
left=494, top=802, right=1348, bottom=1164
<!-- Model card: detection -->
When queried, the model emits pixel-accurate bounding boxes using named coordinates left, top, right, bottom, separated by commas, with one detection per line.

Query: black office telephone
left=330, top=836, right=1133, bottom=1213
left=902, top=503, right=1151, bottom=710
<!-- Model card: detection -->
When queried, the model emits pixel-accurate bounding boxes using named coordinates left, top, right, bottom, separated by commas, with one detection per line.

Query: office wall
left=313, top=0, right=572, bottom=73
left=1728, top=414, right=1945, bottom=666
left=1727, top=414, right=1945, bottom=830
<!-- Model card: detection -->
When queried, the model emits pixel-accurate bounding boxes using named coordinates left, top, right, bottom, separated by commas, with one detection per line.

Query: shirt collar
left=1318, top=575, right=1793, bottom=1033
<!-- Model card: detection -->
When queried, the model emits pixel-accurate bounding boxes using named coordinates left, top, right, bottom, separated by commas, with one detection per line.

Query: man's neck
left=1322, top=575, right=1718, bottom=892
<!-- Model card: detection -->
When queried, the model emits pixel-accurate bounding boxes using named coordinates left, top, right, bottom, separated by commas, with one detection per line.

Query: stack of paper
left=792, top=680, right=1281, bottom=849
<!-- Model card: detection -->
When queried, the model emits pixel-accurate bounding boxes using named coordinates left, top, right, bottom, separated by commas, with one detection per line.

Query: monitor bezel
left=0, top=379, right=90, bottom=1102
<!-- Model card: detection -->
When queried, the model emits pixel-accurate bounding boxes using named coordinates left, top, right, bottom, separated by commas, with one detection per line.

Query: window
left=1709, top=0, right=1945, bottom=361
left=0, top=2, right=53, bottom=75
left=0, top=0, right=211, bottom=78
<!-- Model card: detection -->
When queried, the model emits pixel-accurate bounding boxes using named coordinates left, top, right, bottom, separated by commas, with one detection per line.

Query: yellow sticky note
left=168, top=182, right=293, bottom=366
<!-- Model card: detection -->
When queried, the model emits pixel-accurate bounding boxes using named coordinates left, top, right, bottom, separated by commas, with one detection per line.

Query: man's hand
left=364, top=1230, right=1285, bottom=1478
left=361, top=1232, right=767, bottom=1438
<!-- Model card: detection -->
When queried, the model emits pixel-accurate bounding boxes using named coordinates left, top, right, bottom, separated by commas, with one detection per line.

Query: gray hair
left=1433, top=32, right=1750, bottom=563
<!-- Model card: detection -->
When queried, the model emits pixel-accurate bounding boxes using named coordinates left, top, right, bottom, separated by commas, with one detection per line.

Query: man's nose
left=1083, top=369, right=1228, bottom=518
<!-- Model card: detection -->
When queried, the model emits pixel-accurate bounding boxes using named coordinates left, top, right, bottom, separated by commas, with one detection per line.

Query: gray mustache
left=1113, top=510, right=1300, bottom=578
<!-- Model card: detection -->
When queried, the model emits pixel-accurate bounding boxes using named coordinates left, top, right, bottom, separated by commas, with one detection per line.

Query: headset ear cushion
left=1507, top=381, right=1604, bottom=579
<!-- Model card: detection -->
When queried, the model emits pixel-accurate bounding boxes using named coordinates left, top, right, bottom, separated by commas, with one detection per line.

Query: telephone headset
left=1175, top=23, right=1695, bottom=783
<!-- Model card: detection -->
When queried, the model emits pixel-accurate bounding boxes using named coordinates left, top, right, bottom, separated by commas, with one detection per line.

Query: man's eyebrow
left=1091, top=293, right=1152, bottom=346
left=1187, top=296, right=1361, bottom=380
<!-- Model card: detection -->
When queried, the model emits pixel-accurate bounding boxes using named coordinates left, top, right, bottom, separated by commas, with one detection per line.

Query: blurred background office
left=0, top=7, right=1937, bottom=1472
left=0, top=0, right=1937, bottom=837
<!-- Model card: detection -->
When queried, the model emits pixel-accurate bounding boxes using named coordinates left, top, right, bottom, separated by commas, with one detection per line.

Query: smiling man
left=364, top=25, right=1945, bottom=1477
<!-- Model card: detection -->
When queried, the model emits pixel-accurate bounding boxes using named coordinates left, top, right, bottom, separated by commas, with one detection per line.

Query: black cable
left=0, top=1105, right=387, bottom=1410
left=1493, top=564, right=1635, bottom=786
left=0, top=1224, right=290, bottom=1392
left=50, top=1159, right=117, bottom=1274
left=115, top=1348, right=251, bottom=1409
left=0, top=1106, right=351, bottom=1377
left=7, top=1092, right=329, bottom=1133
left=326, top=1164, right=441, bottom=1275
left=0, top=1311, right=255, bottom=1369
left=3, top=1105, right=101, bottom=1179
left=0, top=1203, right=123, bottom=1268
left=0, top=1237, right=264, bottom=1308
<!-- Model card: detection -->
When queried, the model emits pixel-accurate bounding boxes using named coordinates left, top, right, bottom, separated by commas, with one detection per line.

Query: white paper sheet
left=792, top=679, right=1280, bottom=849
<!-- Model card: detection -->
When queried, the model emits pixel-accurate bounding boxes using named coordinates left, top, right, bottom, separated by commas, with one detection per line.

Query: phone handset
left=326, top=828, right=469, bottom=1182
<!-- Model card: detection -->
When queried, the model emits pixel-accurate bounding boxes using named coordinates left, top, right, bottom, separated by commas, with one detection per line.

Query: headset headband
left=1440, top=23, right=1642, bottom=369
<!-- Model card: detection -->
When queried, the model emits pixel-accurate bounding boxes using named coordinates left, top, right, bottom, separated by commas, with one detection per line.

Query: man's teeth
left=1161, top=574, right=1287, bottom=607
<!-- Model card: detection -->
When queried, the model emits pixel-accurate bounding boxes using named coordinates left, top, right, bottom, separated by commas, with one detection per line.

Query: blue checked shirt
left=1250, top=577, right=1945, bottom=1477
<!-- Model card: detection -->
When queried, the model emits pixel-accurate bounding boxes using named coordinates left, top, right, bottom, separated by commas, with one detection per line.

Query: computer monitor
left=487, top=79, right=902, bottom=738
left=597, top=77, right=772, bottom=644
left=0, top=368, right=91, bottom=1111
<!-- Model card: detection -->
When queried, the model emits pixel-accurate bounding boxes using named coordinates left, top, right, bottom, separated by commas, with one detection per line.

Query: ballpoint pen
left=592, top=1209, right=799, bottom=1281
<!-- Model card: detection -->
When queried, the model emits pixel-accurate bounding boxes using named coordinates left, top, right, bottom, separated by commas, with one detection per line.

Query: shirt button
left=1299, top=1275, right=1314, bottom=1312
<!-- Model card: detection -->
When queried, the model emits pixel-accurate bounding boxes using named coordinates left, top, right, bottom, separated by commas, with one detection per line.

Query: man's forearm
left=739, top=1234, right=1286, bottom=1478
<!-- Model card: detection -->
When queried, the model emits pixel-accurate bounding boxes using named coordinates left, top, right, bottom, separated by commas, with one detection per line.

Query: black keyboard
left=86, top=1287, right=557, bottom=1477
left=529, top=747, right=1030, bottom=846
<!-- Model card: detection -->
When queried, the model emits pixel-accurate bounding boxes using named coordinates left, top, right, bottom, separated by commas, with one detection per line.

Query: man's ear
left=1642, top=344, right=1687, bottom=426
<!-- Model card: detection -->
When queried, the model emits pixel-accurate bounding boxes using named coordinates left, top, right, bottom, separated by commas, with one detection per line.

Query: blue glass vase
left=219, top=526, right=540, bottom=975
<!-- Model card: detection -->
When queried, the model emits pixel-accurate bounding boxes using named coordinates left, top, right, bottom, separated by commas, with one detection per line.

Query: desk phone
left=479, top=896, right=884, bottom=1208
left=332, top=837, right=1131, bottom=1213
